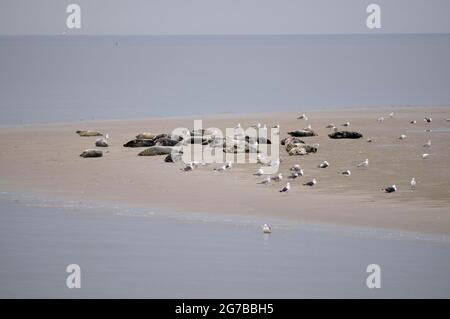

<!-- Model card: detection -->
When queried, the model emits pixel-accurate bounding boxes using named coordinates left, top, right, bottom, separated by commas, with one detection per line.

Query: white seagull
left=254, top=168, right=264, bottom=176
left=410, top=178, right=416, bottom=190
left=271, top=173, right=283, bottom=182
left=288, top=172, right=299, bottom=179
left=377, top=117, right=385, bottom=123
left=341, top=122, right=350, bottom=127
left=389, top=112, right=394, bottom=118
left=262, top=224, right=272, bottom=234
left=225, top=161, right=233, bottom=169
left=214, top=165, right=227, bottom=172
left=424, top=117, right=432, bottom=123
left=279, top=182, right=290, bottom=193
left=258, top=177, right=271, bottom=185
left=357, top=159, right=369, bottom=168
left=318, top=160, right=330, bottom=168
left=303, top=178, right=317, bottom=187
left=341, top=170, right=351, bottom=176
left=422, top=153, right=430, bottom=159
left=398, top=134, right=407, bottom=140
left=423, top=140, right=431, bottom=147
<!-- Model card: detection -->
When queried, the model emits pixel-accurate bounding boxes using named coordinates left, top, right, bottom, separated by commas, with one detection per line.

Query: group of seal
left=77, top=130, right=106, bottom=158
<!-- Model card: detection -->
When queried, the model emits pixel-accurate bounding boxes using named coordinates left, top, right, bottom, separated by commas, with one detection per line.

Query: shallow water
left=1, top=192, right=450, bottom=298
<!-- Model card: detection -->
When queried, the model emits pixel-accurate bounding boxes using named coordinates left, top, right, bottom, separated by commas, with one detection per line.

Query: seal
left=76, top=130, right=103, bottom=137
left=95, top=138, right=109, bottom=147
left=138, top=146, right=175, bottom=156
left=80, top=149, right=103, bottom=158
left=136, top=132, right=156, bottom=140
left=123, top=139, right=155, bottom=148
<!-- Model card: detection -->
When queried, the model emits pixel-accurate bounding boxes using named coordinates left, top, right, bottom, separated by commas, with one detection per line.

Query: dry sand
left=1, top=107, right=449, bottom=234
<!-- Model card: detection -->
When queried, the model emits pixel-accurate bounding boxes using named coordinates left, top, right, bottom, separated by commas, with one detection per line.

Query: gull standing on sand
left=326, top=123, right=335, bottom=129
left=341, top=122, right=350, bottom=127
left=410, top=178, right=416, bottom=190
left=234, top=123, right=241, bottom=129
left=398, top=134, right=407, bottom=140
left=262, top=224, right=272, bottom=234
left=297, top=113, right=308, bottom=120
left=377, top=117, right=384, bottom=123
left=318, top=160, right=329, bottom=168
left=225, top=161, right=233, bottom=169
left=389, top=112, right=394, bottom=118
left=254, top=168, right=264, bottom=176
left=182, top=163, right=194, bottom=171
left=288, top=172, right=299, bottom=180
left=424, top=117, right=432, bottom=123
left=423, top=140, right=431, bottom=147
left=271, top=173, right=283, bottom=182
left=357, top=159, right=369, bottom=168
left=341, top=170, right=351, bottom=176
left=279, top=183, right=290, bottom=193
left=214, top=165, right=227, bottom=172
left=410, top=120, right=417, bottom=124
left=304, top=178, right=317, bottom=187
left=304, top=124, right=312, bottom=130
left=383, top=185, right=397, bottom=193
left=258, top=177, right=271, bottom=185
left=422, top=153, right=430, bottom=159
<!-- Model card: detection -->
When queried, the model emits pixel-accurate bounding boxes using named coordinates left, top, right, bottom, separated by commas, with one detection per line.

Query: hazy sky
left=1, top=0, right=450, bottom=35
left=1, top=34, right=449, bottom=124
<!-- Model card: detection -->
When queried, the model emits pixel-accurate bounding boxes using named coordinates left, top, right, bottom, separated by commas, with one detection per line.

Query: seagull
left=410, top=178, right=416, bottom=190
left=410, top=120, right=417, bottom=124
left=279, top=182, right=290, bottom=193
left=272, top=124, right=280, bottom=129
left=254, top=168, right=264, bottom=176
left=422, top=153, right=430, bottom=159
left=377, top=117, right=385, bottom=123
left=366, top=138, right=372, bottom=143
left=234, top=123, right=241, bottom=129
left=341, top=170, right=351, bottom=176
left=297, top=113, right=307, bottom=120
left=326, top=124, right=335, bottom=128
left=270, top=159, right=280, bottom=167
left=271, top=173, right=283, bottom=182
left=357, top=159, right=369, bottom=168
left=303, top=178, right=317, bottom=187
left=225, top=161, right=233, bottom=169
left=304, top=124, right=312, bottom=130
left=288, top=172, right=299, bottom=179
left=214, top=165, right=227, bottom=172
left=182, top=163, right=194, bottom=171
left=341, top=122, right=350, bottom=127
left=398, top=134, right=407, bottom=140
left=258, top=177, right=271, bottom=185
left=389, top=112, right=394, bottom=118
left=257, top=154, right=271, bottom=166
left=424, top=117, right=432, bottom=123
left=318, top=160, right=330, bottom=168
left=290, top=164, right=301, bottom=172
left=423, top=140, right=431, bottom=147
left=262, top=224, right=272, bottom=234
left=383, top=185, right=397, bottom=193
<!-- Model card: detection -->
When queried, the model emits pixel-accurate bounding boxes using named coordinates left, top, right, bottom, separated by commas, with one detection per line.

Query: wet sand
left=0, top=106, right=449, bottom=234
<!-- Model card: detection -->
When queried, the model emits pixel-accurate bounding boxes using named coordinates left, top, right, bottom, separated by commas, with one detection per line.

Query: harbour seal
left=288, top=129, right=317, bottom=137
left=123, top=139, right=155, bottom=148
left=328, top=131, right=363, bottom=139
left=80, top=149, right=103, bottom=158
left=76, top=130, right=103, bottom=137
left=135, top=132, right=156, bottom=140
left=138, top=146, right=175, bottom=156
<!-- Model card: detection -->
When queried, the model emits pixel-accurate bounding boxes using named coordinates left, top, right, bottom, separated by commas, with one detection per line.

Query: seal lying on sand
left=288, top=129, right=317, bottom=137
left=80, top=149, right=103, bottom=158
left=138, top=146, right=175, bottom=156
left=328, top=131, right=363, bottom=139
left=136, top=132, right=156, bottom=140
left=123, top=139, right=155, bottom=147
left=76, top=130, right=103, bottom=137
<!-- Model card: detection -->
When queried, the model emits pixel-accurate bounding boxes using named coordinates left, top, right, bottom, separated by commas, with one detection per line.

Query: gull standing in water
left=262, top=224, right=272, bottom=234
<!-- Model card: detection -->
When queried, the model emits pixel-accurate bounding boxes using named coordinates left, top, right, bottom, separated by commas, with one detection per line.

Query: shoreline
left=1, top=106, right=450, bottom=235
